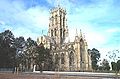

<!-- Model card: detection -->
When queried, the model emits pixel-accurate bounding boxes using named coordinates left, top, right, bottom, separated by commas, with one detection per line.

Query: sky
left=0, top=0, right=120, bottom=62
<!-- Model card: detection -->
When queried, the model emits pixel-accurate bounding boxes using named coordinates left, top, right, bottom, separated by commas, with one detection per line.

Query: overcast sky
left=0, top=0, right=120, bottom=61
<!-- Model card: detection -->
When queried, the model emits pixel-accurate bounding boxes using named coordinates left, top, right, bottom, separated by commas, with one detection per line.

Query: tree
left=116, top=60, right=120, bottom=72
left=111, top=60, right=120, bottom=76
left=35, top=43, right=53, bottom=72
left=88, top=48, right=100, bottom=71
left=106, top=50, right=119, bottom=62
left=35, top=43, right=45, bottom=72
left=98, top=66, right=103, bottom=71
left=43, top=48, right=53, bottom=70
left=111, top=62, right=117, bottom=71
left=101, top=59, right=110, bottom=71
left=0, top=30, right=16, bottom=68
left=107, top=50, right=120, bottom=73
left=106, top=50, right=120, bottom=78
left=14, top=36, right=26, bottom=72
left=0, top=30, right=54, bottom=72
left=24, top=37, right=37, bottom=71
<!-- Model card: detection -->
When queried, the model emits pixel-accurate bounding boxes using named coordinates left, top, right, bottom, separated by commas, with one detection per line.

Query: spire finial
left=80, top=29, right=82, bottom=37
left=75, top=28, right=78, bottom=36
left=83, top=33, right=86, bottom=41
left=83, top=33, right=85, bottom=38
left=68, top=37, right=70, bottom=42
left=41, top=30, right=44, bottom=36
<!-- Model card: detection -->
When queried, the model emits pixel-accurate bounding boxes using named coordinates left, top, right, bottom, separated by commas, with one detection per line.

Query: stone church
left=37, top=6, right=92, bottom=71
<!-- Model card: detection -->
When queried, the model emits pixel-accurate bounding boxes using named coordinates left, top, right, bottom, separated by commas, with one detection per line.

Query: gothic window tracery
left=80, top=39, right=85, bottom=63
left=63, top=30, right=65, bottom=38
left=63, top=17, right=65, bottom=28
left=55, top=54, right=59, bottom=65
left=60, top=14, right=62, bottom=28
left=51, top=16, right=54, bottom=25
left=60, top=29, right=62, bottom=43
left=61, top=53, right=64, bottom=64
left=55, top=28, right=57, bottom=36
left=69, top=51, right=74, bottom=66
left=51, top=30, right=53, bottom=36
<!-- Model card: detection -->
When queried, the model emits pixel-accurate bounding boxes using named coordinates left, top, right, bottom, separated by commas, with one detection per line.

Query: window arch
left=63, top=17, right=65, bottom=28
left=51, top=16, right=54, bottom=25
left=80, top=39, right=84, bottom=45
left=80, top=39, right=85, bottom=53
left=60, top=29, right=62, bottom=43
left=55, top=28, right=57, bottom=36
left=63, top=30, right=65, bottom=38
left=55, top=15, right=57, bottom=24
left=51, top=30, right=53, bottom=36
left=61, top=53, right=64, bottom=64
left=60, top=14, right=62, bottom=28
left=69, top=51, right=74, bottom=66
left=80, top=38, right=85, bottom=63
left=55, top=54, right=59, bottom=65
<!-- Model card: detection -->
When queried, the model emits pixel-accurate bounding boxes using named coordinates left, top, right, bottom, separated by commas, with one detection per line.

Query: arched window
left=63, top=30, right=65, bottom=38
left=55, top=28, right=57, bottom=36
left=63, top=17, right=65, bottom=28
left=80, top=39, right=84, bottom=45
left=55, top=54, right=59, bottom=65
left=60, top=14, right=62, bottom=28
left=80, top=39, right=85, bottom=62
left=55, top=15, right=57, bottom=24
left=51, top=16, right=54, bottom=25
left=61, top=53, right=64, bottom=64
left=51, top=30, right=53, bottom=36
left=69, top=51, right=74, bottom=66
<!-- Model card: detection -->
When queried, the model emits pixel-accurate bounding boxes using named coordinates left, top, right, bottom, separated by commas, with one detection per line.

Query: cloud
left=0, top=20, right=5, bottom=25
left=63, top=0, right=120, bottom=60
left=106, top=28, right=120, bottom=33
left=0, top=0, right=49, bottom=40
left=0, top=0, right=120, bottom=60
left=13, top=27, right=40, bottom=40
left=26, top=6, right=49, bottom=29
left=0, top=21, right=13, bottom=31
left=68, top=23, right=107, bottom=49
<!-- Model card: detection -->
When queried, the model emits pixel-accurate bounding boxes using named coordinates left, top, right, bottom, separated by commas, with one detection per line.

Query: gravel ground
left=0, top=72, right=100, bottom=79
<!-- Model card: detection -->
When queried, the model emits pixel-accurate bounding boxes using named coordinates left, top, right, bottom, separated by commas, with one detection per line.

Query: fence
left=0, top=68, right=13, bottom=72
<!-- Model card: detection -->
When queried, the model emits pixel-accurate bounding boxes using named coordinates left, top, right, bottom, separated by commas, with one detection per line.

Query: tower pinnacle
left=75, top=28, right=78, bottom=36
left=56, top=0, right=60, bottom=7
left=80, top=29, right=82, bottom=37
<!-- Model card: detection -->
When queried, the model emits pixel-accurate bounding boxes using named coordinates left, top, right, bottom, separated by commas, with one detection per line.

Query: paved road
left=30, top=71, right=120, bottom=79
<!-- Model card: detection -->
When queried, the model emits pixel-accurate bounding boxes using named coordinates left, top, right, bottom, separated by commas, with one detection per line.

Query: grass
left=0, top=72, right=97, bottom=79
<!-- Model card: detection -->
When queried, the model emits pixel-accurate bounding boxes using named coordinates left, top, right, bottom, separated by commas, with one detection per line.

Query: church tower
left=48, top=6, right=68, bottom=45
left=36, top=1, right=92, bottom=71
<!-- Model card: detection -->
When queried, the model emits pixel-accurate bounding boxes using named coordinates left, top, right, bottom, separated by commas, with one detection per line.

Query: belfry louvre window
left=63, top=17, right=65, bottom=28
left=55, top=15, right=57, bottom=24
left=55, top=28, right=57, bottom=36
left=51, top=30, right=53, bottom=36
